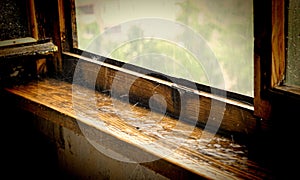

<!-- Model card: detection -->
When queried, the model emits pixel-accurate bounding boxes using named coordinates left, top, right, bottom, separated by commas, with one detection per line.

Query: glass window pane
left=0, top=0, right=30, bottom=41
left=75, top=0, right=254, bottom=97
left=286, top=0, right=300, bottom=88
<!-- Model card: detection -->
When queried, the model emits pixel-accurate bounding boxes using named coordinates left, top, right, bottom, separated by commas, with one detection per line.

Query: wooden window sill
left=271, top=85, right=300, bottom=100
left=3, top=78, right=272, bottom=179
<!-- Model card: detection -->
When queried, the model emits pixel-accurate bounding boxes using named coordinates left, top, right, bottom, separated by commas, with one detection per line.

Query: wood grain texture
left=253, top=0, right=273, bottom=121
left=0, top=41, right=58, bottom=59
left=66, top=52, right=264, bottom=136
left=254, top=53, right=272, bottom=121
left=4, top=78, right=273, bottom=179
left=28, top=0, right=38, bottom=39
left=0, top=37, right=37, bottom=48
left=271, top=0, right=285, bottom=87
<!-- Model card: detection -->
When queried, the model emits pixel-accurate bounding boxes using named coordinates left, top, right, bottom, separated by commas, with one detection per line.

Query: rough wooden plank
left=0, top=41, right=58, bottom=59
left=4, top=78, right=273, bottom=179
left=0, top=37, right=37, bottom=48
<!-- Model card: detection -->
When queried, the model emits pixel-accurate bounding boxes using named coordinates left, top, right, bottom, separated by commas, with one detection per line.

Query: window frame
left=0, top=0, right=37, bottom=44
left=270, top=0, right=300, bottom=98
left=254, top=0, right=300, bottom=120
left=0, top=0, right=59, bottom=83
left=55, top=0, right=285, bottom=136
left=70, top=1, right=253, bottom=98
left=2, top=1, right=298, bottom=178
left=71, top=0, right=254, bottom=100
left=0, top=0, right=58, bottom=58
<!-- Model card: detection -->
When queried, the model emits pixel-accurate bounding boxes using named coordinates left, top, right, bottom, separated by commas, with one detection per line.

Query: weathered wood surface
left=63, top=52, right=272, bottom=135
left=273, top=85, right=300, bottom=98
left=5, top=78, right=273, bottom=179
left=0, top=37, right=37, bottom=48
left=28, top=0, right=38, bottom=39
left=271, top=0, right=285, bottom=88
left=253, top=0, right=273, bottom=121
left=0, top=41, right=58, bottom=59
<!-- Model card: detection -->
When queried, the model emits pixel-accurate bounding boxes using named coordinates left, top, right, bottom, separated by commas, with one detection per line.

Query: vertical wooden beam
left=28, top=0, right=38, bottom=39
left=45, top=0, right=64, bottom=76
left=253, top=0, right=273, bottom=120
left=254, top=0, right=286, bottom=120
left=70, top=0, right=78, bottom=48
left=58, top=0, right=66, bottom=50
left=254, top=55, right=272, bottom=121
left=271, top=0, right=285, bottom=87
left=57, top=0, right=78, bottom=51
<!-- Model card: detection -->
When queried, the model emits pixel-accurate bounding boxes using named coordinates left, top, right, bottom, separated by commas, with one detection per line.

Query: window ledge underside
left=4, top=78, right=272, bottom=179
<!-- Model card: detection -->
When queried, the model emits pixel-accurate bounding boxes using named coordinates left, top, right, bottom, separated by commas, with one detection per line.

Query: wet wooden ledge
left=0, top=40, right=58, bottom=59
left=4, top=78, right=273, bottom=179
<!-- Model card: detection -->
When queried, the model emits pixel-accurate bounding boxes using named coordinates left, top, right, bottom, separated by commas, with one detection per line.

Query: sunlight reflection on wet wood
left=5, top=78, right=272, bottom=179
